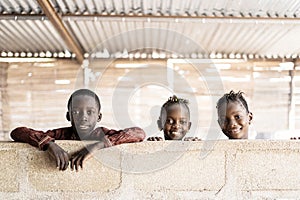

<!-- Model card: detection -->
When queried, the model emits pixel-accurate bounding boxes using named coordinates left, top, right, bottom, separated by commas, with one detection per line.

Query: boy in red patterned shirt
left=11, top=89, right=145, bottom=171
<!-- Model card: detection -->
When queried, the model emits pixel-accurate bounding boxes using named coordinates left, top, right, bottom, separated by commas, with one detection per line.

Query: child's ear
left=66, top=112, right=71, bottom=121
left=217, top=119, right=221, bottom=127
left=248, top=112, right=253, bottom=124
left=188, top=122, right=192, bottom=130
left=157, top=118, right=163, bottom=130
left=97, top=113, right=102, bottom=122
left=66, top=112, right=70, bottom=121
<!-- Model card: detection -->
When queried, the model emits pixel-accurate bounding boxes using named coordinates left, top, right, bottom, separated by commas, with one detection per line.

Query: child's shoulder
left=48, top=126, right=73, bottom=133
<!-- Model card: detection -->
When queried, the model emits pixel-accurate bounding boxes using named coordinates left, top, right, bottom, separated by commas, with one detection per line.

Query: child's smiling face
left=218, top=101, right=252, bottom=139
left=68, top=95, right=101, bottom=139
left=161, top=104, right=191, bottom=140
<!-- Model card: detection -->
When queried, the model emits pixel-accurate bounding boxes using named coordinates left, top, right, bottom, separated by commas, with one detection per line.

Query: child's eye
left=166, top=119, right=174, bottom=125
left=235, top=115, right=241, bottom=120
left=180, top=120, right=188, bottom=125
left=72, top=110, right=80, bottom=115
left=87, top=110, right=96, bottom=115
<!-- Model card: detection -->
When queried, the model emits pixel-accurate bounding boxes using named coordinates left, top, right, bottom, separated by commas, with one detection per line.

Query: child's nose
left=172, top=121, right=180, bottom=129
left=228, top=119, right=237, bottom=127
left=81, top=112, right=88, bottom=121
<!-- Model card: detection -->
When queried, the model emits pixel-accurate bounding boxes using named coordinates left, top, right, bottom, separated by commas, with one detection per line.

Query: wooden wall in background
left=0, top=58, right=297, bottom=140
left=0, top=63, right=8, bottom=140
left=6, top=60, right=82, bottom=140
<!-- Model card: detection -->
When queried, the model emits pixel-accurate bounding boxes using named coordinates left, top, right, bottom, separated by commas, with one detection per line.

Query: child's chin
left=229, top=133, right=247, bottom=139
left=77, top=130, right=92, bottom=139
left=168, top=133, right=185, bottom=140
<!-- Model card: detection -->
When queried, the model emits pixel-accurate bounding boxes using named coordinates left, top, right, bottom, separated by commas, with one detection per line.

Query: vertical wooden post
left=288, top=59, right=297, bottom=130
left=0, top=63, right=9, bottom=140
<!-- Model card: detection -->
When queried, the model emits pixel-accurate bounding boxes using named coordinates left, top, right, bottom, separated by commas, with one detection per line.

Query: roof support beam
left=288, top=59, right=297, bottom=130
left=36, top=0, right=84, bottom=64
left=2, top=14, right=300, bottom=23
left=62, top=14, right=300, bottom=24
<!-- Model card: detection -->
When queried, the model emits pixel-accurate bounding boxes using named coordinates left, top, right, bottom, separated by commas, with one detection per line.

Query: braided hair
left=158, top=95, right=190, bottom=129
left=216, top=90, right=249, bottom=113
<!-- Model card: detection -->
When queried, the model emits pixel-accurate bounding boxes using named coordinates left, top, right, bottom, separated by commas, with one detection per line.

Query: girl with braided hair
left=147, top=95, right=200, bottom=141
left=216, top=90, right=253, bottom=139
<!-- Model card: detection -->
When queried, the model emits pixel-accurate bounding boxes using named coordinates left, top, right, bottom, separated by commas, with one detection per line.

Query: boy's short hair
left=216, top=90, right=249, bottom=113
left=67, top=89, right=101, bottom=111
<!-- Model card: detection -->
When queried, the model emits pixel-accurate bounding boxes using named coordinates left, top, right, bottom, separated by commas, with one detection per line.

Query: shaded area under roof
left=1, top=0, right=300, bottom=62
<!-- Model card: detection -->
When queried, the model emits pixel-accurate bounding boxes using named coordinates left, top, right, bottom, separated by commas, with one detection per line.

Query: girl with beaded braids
left=147, top=95, right=201, bottom=141
left=216, top=90, right=254, bottom=139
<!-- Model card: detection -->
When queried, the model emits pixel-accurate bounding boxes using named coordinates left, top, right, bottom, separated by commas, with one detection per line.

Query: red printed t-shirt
left=10, top=126, right=146, bottom=150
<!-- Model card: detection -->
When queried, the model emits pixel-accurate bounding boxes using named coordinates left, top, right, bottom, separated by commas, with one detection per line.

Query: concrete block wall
left=0, top=140, right=300, bottom=199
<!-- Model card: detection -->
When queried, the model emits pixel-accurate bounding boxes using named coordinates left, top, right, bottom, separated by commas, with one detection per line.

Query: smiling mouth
left=170, top=131, right=180, bottom=135
left=78, top=125, right=90, bottom=130
left=169, top=131, right=185, bottom=139
left=229, top=128, right=242, bottom=134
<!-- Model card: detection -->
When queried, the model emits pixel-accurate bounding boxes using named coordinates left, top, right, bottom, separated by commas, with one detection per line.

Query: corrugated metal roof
left=64, top=17, right=300, bottom=57
left=1, top=0, right=300, bottom=60
left=0, top=18, right=69, bottom=53
left=3, top=0, right=300, bottom=17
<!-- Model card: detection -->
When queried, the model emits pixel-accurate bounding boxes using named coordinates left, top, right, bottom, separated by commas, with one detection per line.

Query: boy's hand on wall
left=147, top=137, right=163, bottom=141
left=47, top=141, right=69, bottom=171
left=70, top=142, right=105, bottom=171
left=183, top=137, right=201, bottom=141
left=290, top=137, right=300, bottom=140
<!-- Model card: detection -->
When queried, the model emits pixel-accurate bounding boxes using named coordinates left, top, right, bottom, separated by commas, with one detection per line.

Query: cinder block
left=28, top=143, right=121, bottom=192
left=122, top=150, right=225, bottom=191
left=0, top=149, right=19, bottom=192
left=4, top=140, right=300, bottom=199
left=236, top=150, right=300, bottom=190
left=250, top=190, right=300, bottom=199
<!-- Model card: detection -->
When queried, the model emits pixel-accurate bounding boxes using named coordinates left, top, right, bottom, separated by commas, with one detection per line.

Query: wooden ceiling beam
left=36, top=0, right=84, bottom=64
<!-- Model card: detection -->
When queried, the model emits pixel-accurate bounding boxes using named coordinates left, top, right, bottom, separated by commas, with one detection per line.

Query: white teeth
left=79, top=125, right=89, bottom=129
left=171, top=131, right=180, bottom=135
left=231, top=129, right=240, bottom=133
